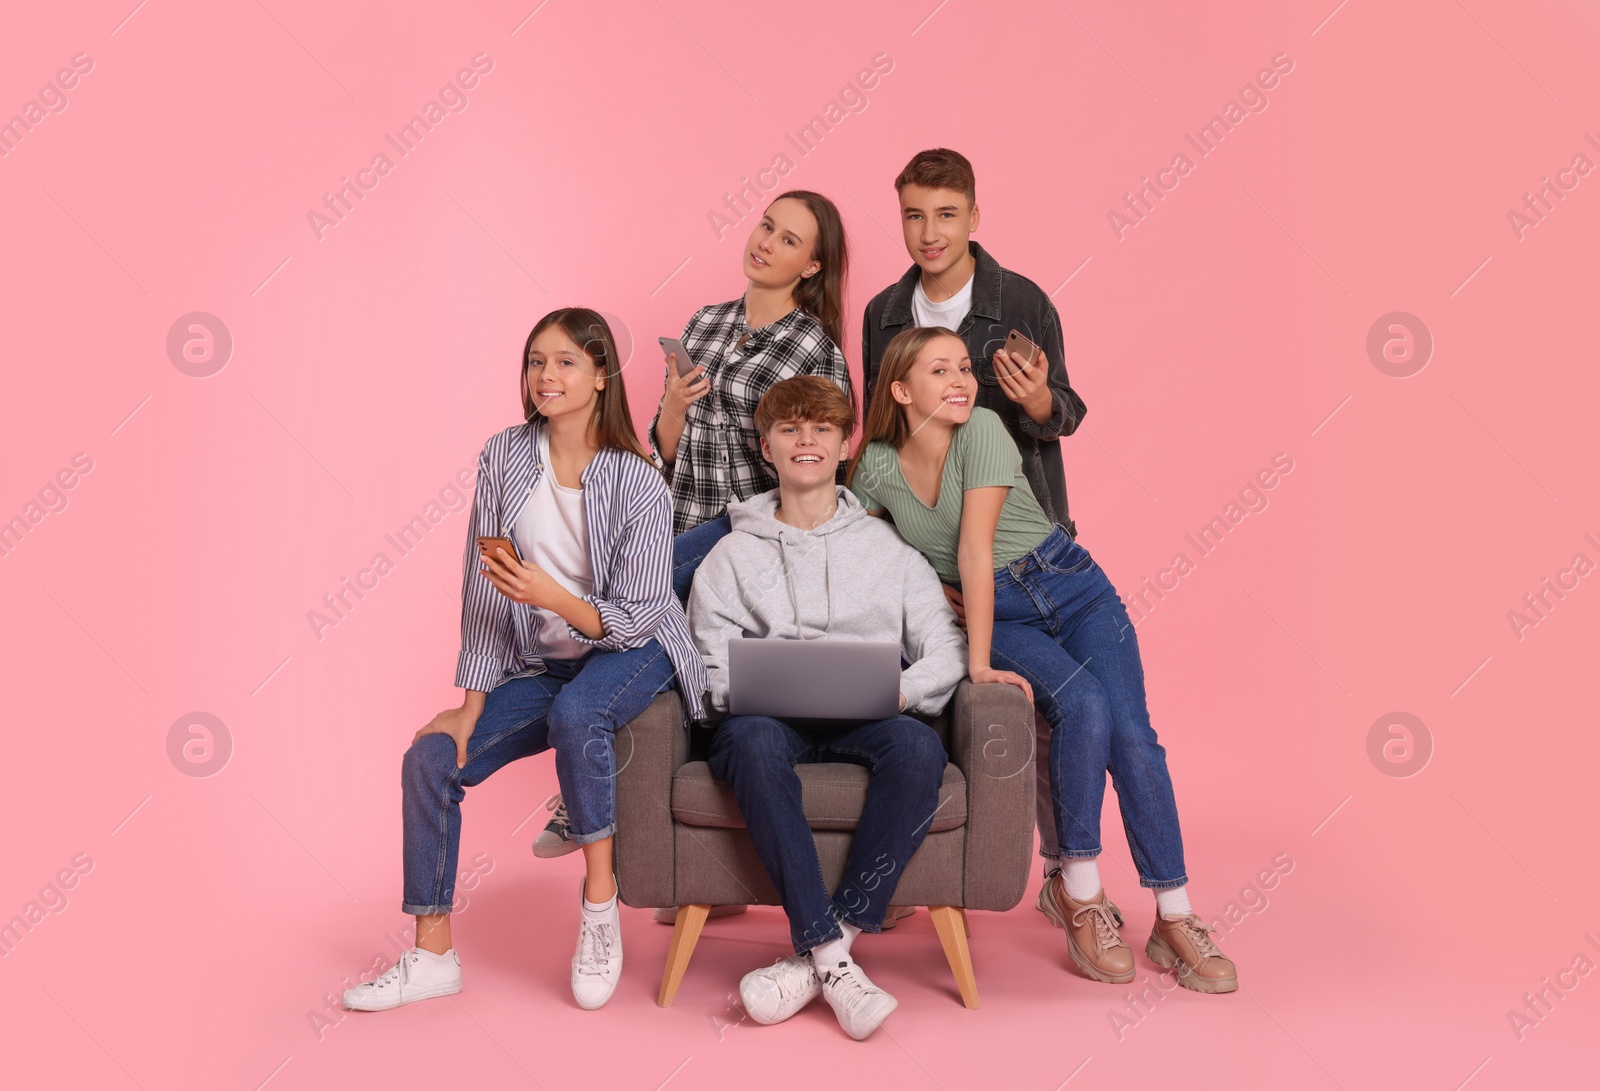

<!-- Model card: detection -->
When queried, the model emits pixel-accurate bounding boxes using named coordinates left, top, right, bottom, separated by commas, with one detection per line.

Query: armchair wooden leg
left=928, top=905, right=980, bottom=1009
left=657, top=904, right=711, bottom=1007
left=960, top=907, right=970, bottom=937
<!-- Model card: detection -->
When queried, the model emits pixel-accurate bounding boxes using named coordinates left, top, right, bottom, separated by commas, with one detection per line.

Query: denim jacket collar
left=879, top=240, right=1003, bottom=329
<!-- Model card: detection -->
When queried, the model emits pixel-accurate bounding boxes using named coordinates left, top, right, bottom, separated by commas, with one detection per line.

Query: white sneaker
left=739, top=955, right=821, bottom=1025
left=651, top=904, right=750, bottom=925
left=571, top=884, right=623, bottom=1010
left=341, top=948, right=461, bottom=1011
left=533, top=793, right=580, bottom=858
left=819, top=956, right=898, bottom=1040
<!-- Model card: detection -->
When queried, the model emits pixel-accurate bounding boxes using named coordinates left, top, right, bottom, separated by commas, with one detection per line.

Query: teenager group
left=341, top=149, right=1239, bottom=1040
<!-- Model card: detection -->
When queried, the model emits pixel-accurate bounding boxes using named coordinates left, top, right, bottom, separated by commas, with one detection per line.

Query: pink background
left=3, top=1, right=1597, bottom=1088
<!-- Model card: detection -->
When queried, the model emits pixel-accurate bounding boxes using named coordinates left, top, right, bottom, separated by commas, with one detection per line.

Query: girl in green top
left=848, top=327, right=1238, bottom=995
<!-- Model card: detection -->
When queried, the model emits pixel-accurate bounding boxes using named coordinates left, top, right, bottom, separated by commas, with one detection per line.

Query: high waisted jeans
left=986, top=525, right=1188, bottom=889
left=400, top=641, right=675, bottom=915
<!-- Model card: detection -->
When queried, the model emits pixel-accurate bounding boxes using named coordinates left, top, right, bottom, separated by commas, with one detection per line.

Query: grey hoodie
left=689, top=486, right=968, bottom=715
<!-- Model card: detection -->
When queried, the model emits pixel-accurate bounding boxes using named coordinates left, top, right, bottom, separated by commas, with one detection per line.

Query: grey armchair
left=612, top=680, right=1036, bottom=1009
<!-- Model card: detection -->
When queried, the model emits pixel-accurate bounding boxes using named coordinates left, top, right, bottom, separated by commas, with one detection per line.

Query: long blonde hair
left=847, top=325, right=960, bottom=485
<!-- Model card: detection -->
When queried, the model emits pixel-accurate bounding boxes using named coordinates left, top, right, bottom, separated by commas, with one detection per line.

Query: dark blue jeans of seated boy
left=708, top=713, right=947, bottom=955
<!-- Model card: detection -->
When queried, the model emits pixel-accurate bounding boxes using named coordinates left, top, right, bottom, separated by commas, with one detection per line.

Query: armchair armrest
left=949, top=680, right=1036, bottom=910
left=614, top=691, right=690, bottom=908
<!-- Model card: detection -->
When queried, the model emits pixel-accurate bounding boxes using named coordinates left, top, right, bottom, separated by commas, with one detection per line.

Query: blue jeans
left=672, top=514, right=732, bottom=605
left=708, top=714, right=947, bottom=954
left=400, top=641, right=675, bottom=915
left=987, top=525, right=1188, bottom=889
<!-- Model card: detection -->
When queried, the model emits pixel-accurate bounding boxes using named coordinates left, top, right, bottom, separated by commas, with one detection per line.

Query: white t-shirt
left=911, top=272, right=974, bottom=332
left=512, top=429, right=594, bottom=661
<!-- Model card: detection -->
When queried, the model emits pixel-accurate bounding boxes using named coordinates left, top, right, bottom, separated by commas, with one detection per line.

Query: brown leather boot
left=1147, top=913, right=1238, bottom=993
left=1037, top=877, right=1135, bottom=984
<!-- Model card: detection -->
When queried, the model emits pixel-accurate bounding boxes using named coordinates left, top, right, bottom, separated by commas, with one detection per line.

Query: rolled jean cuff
left=837, top=912, right=882, bottom=936
left=1141, top=874, right=1189, bottom=891
left=1063, top=848, right=1102, bottom=859
left=792, top=923, right=843, bottom=956
left=402, top=902, right=453, bottom=916
left=566, top=822, right=616, bottom=846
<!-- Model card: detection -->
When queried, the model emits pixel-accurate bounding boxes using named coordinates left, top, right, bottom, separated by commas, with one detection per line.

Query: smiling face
left=890, top=332, right=975, bottom=427
left=761, top=416, right=847, bottom=489
left=899, top=183, right=979, bottom=279
left=744, top=196, right=823, bottom=288
left=525, top=325, right=605, bottom=421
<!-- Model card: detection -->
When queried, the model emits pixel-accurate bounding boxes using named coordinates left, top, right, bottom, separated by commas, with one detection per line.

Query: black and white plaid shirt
left=649, top=298, right=851, bottom=535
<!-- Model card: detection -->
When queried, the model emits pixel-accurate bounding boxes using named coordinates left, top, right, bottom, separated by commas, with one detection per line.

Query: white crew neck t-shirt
left=511, top=428, right=594, bottom=661
left=911, top=272, right=975, bottom=332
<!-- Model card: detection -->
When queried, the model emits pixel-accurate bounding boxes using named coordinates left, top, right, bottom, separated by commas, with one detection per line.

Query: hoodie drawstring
left=824, top=536, right=833, bottom=635
left=781, top=538, right=801, bottom=639
left=780, top=534, right=834, bottom=639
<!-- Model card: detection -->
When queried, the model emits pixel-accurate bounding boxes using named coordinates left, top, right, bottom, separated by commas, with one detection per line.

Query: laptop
left=727, top=637, right=902, bottom=721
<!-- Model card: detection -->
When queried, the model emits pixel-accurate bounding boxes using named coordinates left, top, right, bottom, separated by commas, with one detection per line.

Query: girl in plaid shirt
left=649, top=190, right=854, bottom=538
left=536, top=193, right=855, bottom=877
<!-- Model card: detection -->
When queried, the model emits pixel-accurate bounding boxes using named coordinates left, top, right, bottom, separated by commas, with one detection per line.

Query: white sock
left=582, top=892, right=617, bottom=916
left=811, top=936, right=852, bottom=972
left=1062, top=858, right=1102, bottom=902
left=839, top=920, right=862, bottom=954
left=1042, top=856, right=1062, bottom=880
left=1155, top=885, right=1192, bottom=918
left=412, top=946, right=453, bottom=962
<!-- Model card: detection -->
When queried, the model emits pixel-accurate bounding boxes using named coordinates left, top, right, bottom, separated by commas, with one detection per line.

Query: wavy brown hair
left=755, top=375, right=855, bottom=439
left=894, top=147, right=976, bottom=204
left=846, top=325, right=962, bottom=486
left=520, top=308, right=652, bottom=463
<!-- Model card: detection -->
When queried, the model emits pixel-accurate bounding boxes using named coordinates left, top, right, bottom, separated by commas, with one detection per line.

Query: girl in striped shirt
left=342, top=308, right=708, bottom=1014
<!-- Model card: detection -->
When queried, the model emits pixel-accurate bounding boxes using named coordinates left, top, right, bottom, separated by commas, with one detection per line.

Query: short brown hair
left=894, top=148, right=976, bottom=204
left=755, top=375, right=855, bottom=439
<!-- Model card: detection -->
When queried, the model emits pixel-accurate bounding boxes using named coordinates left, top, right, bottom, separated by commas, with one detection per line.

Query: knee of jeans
left=546, top=694, right=612, bottom=753
left=1053, top=673, right=1112, bottom=741
left=897, top=727, right=950, bottom=780
left=402, top=733, right=457, bottom=791
left=712, top=720, right=790, bottom=771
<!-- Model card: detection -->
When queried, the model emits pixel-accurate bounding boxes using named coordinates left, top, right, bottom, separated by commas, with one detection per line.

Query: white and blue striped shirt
left=456, top=417, right=708, bottom=720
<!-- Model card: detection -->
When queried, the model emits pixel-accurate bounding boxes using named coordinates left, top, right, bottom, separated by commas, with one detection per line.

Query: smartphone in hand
left=477, top=536, right=521, bottom=563
left=659, top=337, right=700, bottom=379
left=1001, top=329, right=1041, bottom=375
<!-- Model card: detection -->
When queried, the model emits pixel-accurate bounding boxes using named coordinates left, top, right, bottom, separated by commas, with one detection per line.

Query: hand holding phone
left=476, top=536, right=521, bottom=564
left=659, top=336, right=710, bottom=422
left=1000, top=329, right=1041, bottom=375
left=994, top=329, right=1053, bottom=421
left=659, top=337, right=701, bottom=380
